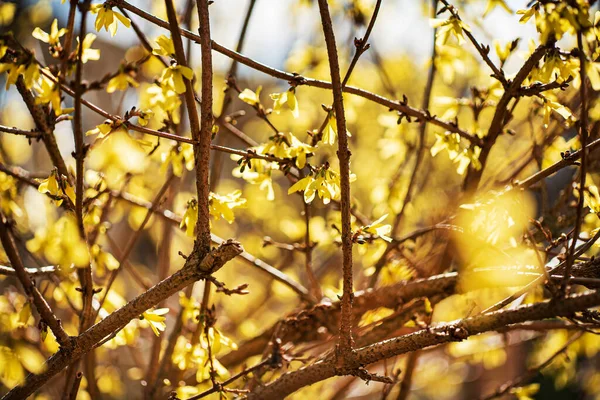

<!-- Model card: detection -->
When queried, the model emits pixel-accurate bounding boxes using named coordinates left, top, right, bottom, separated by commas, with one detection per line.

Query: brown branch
left=111, top=0, right=482, bottom=146
left=440, top=0, right=506, bottom=85
left=69, top=3, right=97, bottom=396
left=2, top=240, right=243, bottom=400
left=67, top=371, right=83, bottom=400
left=396, top=351, right=419, bottom=400
left=15, top=78, right=69, bottom=179
left=0, top=214, right=71, bottom=346
left=317, top=0, right=355, bottom=363
left=516, top=136, right=600, bottom=189
left=0, top=124, right=40, bottom=138
left=193, top=0, right=214, bottom=254
left=0, top=264, right=57, bottom=277
left=562, top=32, right=589, bottom=294
left=464, top=43, right=549, bottom=192
left=246, top=289, right=600, bottom=399
left=222, top=260, right=600, bottom=369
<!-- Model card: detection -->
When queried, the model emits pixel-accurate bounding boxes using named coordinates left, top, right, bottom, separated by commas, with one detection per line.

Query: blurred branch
left=0, top=214, right=71, bottom=347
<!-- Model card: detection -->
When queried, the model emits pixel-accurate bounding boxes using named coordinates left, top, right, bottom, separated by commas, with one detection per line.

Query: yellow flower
left=209, top=190, right=246, bottom=223
left=38, top=170, right=75, bottom=206
left=152, top=35, right=175, bottom=58
left=180, top=198, right=198, bottom=237
left=141, top=308, right=169, bottom=336
left=516, top=5, right=538, bottom=24
left=76, top=33, right=100, bottom=63
left=323, top=112, right=337, bottom=145
left=483, top=0, right=512, bottom=18
left=430, top=131, right=461, bottom=159
left=86, top=120, right=127, bottom=139
left=32, top=19, right=67, bottom=46
left=288, top=134, right=316, bottom=169
left=137, top=109, right=154, bottom=126
left=91, top=3, right=131, bottom=37
left=6, top=62, right=42, bottom=90
left=270, top=88, right=299, bottom=118
left=159, top=64, right=194, bottom=94
left=322, top=112, right=350, bottom=146
left=430, top=16, right=470, bottom=46
left=38, top=172, right=60, bottom=199
left=542, top=99, right=574, bottom=128
left=288, top=167, right=354, bottom=204
left=0, top=63, right=19, bottom=90
left=239, top=86, right=262, bottom=106
left=106, top=71, right=139, bottom=93
left=34, top=73, right=63, bottom=114
left=362, top=214, right=393, bottom=242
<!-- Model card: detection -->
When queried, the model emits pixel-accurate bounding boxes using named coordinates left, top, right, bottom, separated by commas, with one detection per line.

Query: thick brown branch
left=2, top=240, right=243, bottom=400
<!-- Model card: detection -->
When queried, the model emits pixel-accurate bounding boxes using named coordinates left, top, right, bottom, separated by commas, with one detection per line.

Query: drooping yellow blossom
left=180, top=198, right=198, bottom=237
left=209, top=190, right=247, bottom=223
left=152, top=35, right=175, bottom=58
left=38, top=170, right=76, bottom=206
left=430, top=132, right=481, bottom=176
left=541, top=98, right=574, bottom=128
left=20, top=62, right=40, bottom=89
left=362, top=214, right=393, bottom=242
left=483, top=0, right=513, bottom=18
left=159, top=64, right=194, bottom=94
left=140, top=308, right=169, bottom=336
left=32, top=18, right=67, bottom=46
left=1, top=62, right=40, bottom=90
left=91, top=3, right=131, bottom=37
left=76, top=33, right=100, bottom=63
left=323, top=112, right=337, bottom=145
left=430, top=16, right=470, bottom=46
left=106, top=71, right=139, bottom=93
left=270, top=88, right=299, bottom=118
left=239, top=86, right=262, bottom=106
left=34, top=73, right=63, bottom=114
left=288, top=166, right=356, bottom=204
left=583, top=178, right=600, bottom=214
left=141, top=83, right=182, bottom=124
